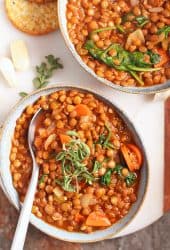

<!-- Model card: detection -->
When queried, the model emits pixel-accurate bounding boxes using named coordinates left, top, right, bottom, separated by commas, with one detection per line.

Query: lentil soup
left=66, top=0, right=170, bottom=87
left=10, top=89, right=143, bottom=233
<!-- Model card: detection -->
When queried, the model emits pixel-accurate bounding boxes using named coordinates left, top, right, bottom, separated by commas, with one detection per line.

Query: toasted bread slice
left=5, top=0, right=59, bottom=35
left=28, top=0, right=55, bottom=4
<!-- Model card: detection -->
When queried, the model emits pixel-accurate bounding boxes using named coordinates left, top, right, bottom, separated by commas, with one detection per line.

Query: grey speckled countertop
left=0, top=187, right=170, bottom=250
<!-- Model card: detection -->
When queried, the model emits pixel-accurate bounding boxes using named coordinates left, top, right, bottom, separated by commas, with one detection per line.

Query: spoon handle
left=11, top=162, right=39, bottom=250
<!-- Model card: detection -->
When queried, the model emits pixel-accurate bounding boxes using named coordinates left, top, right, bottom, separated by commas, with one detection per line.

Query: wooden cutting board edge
left=164, top=97, right=170, bottom=213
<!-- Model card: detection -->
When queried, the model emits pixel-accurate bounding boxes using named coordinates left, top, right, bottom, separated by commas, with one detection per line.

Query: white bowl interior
left=0, top=85, right=148, bottom=242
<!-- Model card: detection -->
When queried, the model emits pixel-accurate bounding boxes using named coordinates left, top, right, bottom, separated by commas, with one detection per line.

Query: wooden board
left=164, top=97, right=170, bottom=213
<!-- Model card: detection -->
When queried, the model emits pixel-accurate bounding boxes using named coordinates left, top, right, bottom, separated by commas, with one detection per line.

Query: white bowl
left=58, top=0, right=170, bottom=94
left=0, top=85, right=149, bottom=242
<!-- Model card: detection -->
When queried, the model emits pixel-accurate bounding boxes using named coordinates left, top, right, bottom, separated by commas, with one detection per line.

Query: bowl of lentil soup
left=58, top=0, right=170, bottom=94
left=0, top=85, right=148, bottom=242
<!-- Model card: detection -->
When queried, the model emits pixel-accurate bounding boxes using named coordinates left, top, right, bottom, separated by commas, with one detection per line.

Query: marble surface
left=0, top=187, right=170, bottom=250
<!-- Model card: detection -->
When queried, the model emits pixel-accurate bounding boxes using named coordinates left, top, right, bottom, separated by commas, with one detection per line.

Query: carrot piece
left=86, top=211, right=111, bottom=227
left=59, top=134, right=71, bottom=144
left=155, top=48, right=169, bottom=67
left=75, top=104, right=91, bottom=116
left=121, top=143, right=142, bottom=172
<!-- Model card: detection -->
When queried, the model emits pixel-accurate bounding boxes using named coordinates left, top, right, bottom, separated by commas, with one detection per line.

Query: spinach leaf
left=100, top=168, right=113, bottom=186
left=147, top=50, right=161, bottom=64
left=122, top=13, right=149, bottom=27
left=85, top=39, right=161, bottom=85
left=125, top=172, right=137, bottom=187
left=113, top=164, right=123, bottom=177
left=129, top=52, right=151, bottom=68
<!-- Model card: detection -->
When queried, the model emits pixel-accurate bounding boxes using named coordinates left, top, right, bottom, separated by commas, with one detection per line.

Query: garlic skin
left=10, top=40, right=30, bottom=71
left=0, top=57, right=17, bottom=87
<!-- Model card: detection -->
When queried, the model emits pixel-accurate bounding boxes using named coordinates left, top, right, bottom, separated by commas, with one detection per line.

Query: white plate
left=0, top=0, right=164, bottom=238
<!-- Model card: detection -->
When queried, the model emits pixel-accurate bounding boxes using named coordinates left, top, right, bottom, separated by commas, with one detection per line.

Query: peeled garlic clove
left=0, top=57, right=17, bottom=87
left=10, top=40, right=30, bottom=71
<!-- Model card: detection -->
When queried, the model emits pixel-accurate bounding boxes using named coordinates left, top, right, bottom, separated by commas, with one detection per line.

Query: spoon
left=11, top=108, right=43, bottom=250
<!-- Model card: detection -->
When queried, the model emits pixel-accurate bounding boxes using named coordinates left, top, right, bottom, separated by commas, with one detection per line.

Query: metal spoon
left=11, top=108, right=43, bottom=250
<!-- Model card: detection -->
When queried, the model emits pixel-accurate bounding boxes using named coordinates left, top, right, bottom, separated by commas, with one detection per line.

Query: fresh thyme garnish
left=33, top=55, right=63, bottom=89
left=92, top=160, right=102, bottom=173
left=55, top=135, right=94, bottom=192
left=157, top=25, right=170, bottom=39
left=19, top=55, right=63, bottom=96
left=96, top=124, right=115, bottom=149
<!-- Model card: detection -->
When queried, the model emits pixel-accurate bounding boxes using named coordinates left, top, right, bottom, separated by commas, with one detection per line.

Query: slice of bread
left=5, top=0, right=59, bottom=35
left=28, top=0, right=55, bottom=4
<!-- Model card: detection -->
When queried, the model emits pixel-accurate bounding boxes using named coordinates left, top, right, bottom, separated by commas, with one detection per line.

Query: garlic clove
left=10, top=40, right=30, bottom=71
left=0, top=57, right=17, bottom=87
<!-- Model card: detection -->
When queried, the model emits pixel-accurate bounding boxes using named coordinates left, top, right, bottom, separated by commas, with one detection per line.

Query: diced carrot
left=86, top=211, right=111, bottom=227
left=59, top=134, right=71, bottom=144
left=155, top=48, right=169, bottom=67
left=75, top=213, right=85, bottom=223
left=75, top=104, right=91, bottom=116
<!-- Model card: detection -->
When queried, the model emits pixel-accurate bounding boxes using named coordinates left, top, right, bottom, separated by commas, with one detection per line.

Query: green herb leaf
left=56, top=176, right=75, bottom=192
left=125, top=172, right=137, bottom=187
left=19, top=92, right=28, bottom=98
left=135, top=16, right=149, bottom=27
left=92, top=160, right=102, bottom=173
left=96, top=124, right=115, bottom=149
left=116, top=25, right=125, bottom=33
left=147, top=50, right=161, bottom=64
left=157, top=25, right=170, bottom=39
left=113, top=164, right=123, bottom=177
left=100, top=168, right=113, bottom=186
left=39, top=174, right=48, bottom=184
left=66, top=130, right=79, bottom=137
left=85, top=40, right=161, bottom=85
left=33, top=55, right=63, bottom=89
left=55, top=137, right=93, bottom=192
left=122, top=12, right=134, bottom=23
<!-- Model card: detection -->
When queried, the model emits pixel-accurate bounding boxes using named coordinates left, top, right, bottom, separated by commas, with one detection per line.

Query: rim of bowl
left=57, top=0, right=170, bottom=95
left=0, top=84, right=149, bottom=242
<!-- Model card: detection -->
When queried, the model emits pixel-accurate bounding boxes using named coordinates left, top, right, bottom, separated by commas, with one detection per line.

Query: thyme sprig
left=33, top=55, right=63, bottom=89
left=55, top=135, right=94, bottom=192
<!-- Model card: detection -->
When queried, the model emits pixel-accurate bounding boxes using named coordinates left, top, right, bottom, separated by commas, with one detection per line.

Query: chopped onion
left=149, top=7, right=163, bottom=12
left=0, top=57, right=17, bottom=87
left=126, top=29, right=145, bottom=49
left=53, top=186, right=64, bottom=198
left=130, top=0, right=139, bottom=6
left=47, top=122, right=56, bottom=135
left=80, top=115, right=90, bottom=123
left=44, top=133, right=56, bottom=150
left=80, top=194, right=97, bottom=208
